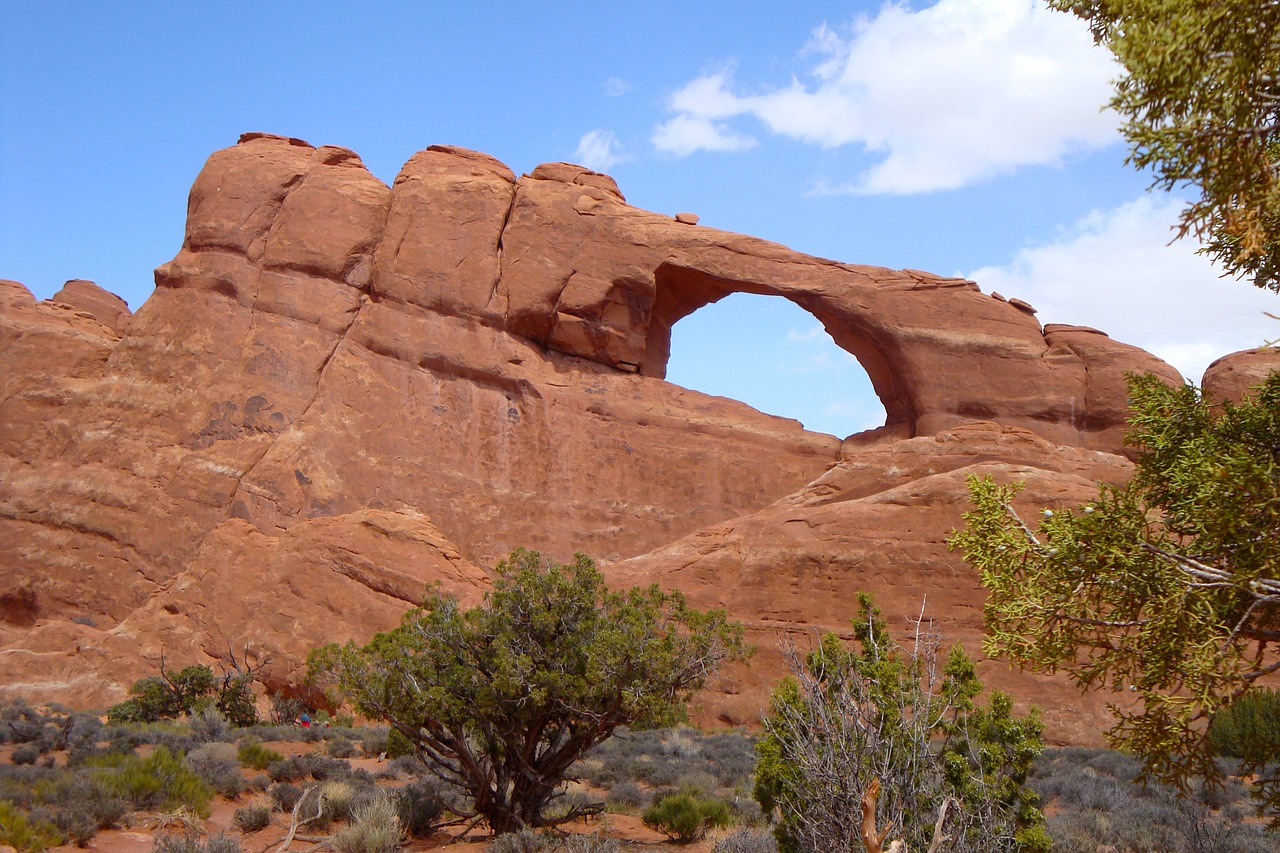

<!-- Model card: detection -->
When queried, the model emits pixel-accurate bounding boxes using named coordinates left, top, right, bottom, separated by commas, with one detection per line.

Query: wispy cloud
left=968, top=194, right=1280, bottom=382
left=653, top=0, right=1119, bottom=193
left=574, top=129, right=626, bottom=172
left=604, top=77, right=633, bottom=97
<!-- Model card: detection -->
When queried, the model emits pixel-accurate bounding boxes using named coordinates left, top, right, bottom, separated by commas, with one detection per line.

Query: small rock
left=1008, top=297, right=1037, bottom=315
left=675, top=212, right=700, bottom=225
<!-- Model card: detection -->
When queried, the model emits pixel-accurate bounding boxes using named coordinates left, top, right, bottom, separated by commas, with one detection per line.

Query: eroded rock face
left=0, top=134, right=1189, bottom=734
left=1203, top=347, right=1280, bottom=405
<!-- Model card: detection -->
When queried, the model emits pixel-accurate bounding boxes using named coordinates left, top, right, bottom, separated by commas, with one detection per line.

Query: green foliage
left=952, top=371, right=1280, bottom=814
left=107, top=662, right=258, bottom=727
left=87, top=746, right=213, bottom=817
left=383, top=727, right=414, bottom=760
left=1208, top=687, right=1280, bottom=762
left=310, top=548, right=748, bottom=834
left=236, top=741, right=284, bottom=771
left=0, top=800, right=62, bottom=853
left=753, top=593, right=1047, bottom=853
left=1050, top=0, right=1280, bottom=289
left=641, top=791, right=733, bottom=842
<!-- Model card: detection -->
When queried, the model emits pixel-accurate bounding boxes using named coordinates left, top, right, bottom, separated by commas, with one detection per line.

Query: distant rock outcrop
left=0, top=133, right=1208, bottom=738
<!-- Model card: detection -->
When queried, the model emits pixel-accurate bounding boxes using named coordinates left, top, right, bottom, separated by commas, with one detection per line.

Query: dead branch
left=861, top=778, right=894, bottom=853
left=275, top=786, right=328, bottom=853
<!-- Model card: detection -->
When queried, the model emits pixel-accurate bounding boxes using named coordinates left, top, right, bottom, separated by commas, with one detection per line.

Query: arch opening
left=665, top=292, right=888, bottom=439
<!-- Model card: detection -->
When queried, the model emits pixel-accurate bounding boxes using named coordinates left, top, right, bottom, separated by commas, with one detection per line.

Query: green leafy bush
left=237, top=741, right=284, bottom=771
left=0, top=800, right=62, bottom=853
left=107, top=664, right=258, bottom=727
left=1209, top=688, right=1280, bottom=762
left=641, top=791, right=732, bottom=842
left=88, top=746, right=213, bottom=817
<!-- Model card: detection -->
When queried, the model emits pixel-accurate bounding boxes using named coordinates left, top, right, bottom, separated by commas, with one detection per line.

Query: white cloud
left=967, top=194, right=1280, bottom=383
left=654, top=0, right=1120, bottom=193
left=651, top=114, right=756, bottom=157
left=604, top=77, right=633, bottom=97
left=573, top=130, right=625, bottom=172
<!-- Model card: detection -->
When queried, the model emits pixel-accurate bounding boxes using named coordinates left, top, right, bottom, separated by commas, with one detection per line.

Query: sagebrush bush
left=333, top=794, right=404, bottom=853
left=712, top=828, right=778, bottom=853
left=560, top=836, right=620, bottom=853
left=0, top=800, right=62, bottom=853
left=395, top=778, right=445, bottom=837
left=233, top=803, right=272, bottom=833
left=153, top=832, right=242, bottom=853
left=642, top=791, right=733, bottom=842
left=604, top=780, right=648, bottom=811
left=186, top=742, right=244, bottom=798
left=268, top=782, right=302, bottom=813
left=1030, top=747, right=1280, bottom=853
left=326, top=737, right=357, bottom=759
left=484, top=828, right=556, bottom=853
left=11, top=745, right=39, bottom=766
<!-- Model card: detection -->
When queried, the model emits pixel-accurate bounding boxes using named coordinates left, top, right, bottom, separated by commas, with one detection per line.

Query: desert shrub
left=185, top=742, right=244, bottom=798
left=334, top=794, right=404, bottom=853
left=1209, top=687, right=1280, bottom=762
left=326, top=737, right=356, bottom=759
left=50, top=803, right=99, bottom=847
left=237, top=740, right=283, bottom=771
left=484, top=828, right=556, bottom=853
left=560, top=837, right=620, bottom=853
left=396, top=778, right=446, bottom=837
left=109, top=662, right=258, bottom=729
left=713, top=828, right=779, bottom=853
left=642, top=791, right=732, bottom=843
left=11, top=745, right=39, bottom=766
left=89, top=746, right=213, bottom=816
left=384, top=728, right=415, bottom=760
left=268, top=693, right=307, bottom=727
left=386, top=754, right=424, bottom=778
left=189, top=707, right=231, bottom=743
left=0, top=800, right=63, bottom=853
left=268, top=753, right=350, bottom=783
left=154, top=832, right=243, bottom=853
left=41, top=774, right=128, bottom=840
left=604, top=780, right=648, bottom=811
left=233, top=803, right=272, bottom=833
left=268, top=782, right=302, bottom=813
left=357, top=727, right=389, bottom=757
left=1029, top=747, right=1280, bottom=853
left=577, top=727, right=755, bottom=794
left=319, top=779, right=358, bottom=823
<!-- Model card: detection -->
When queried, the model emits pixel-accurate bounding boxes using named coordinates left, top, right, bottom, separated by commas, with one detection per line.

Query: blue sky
left=3, top=1, right=1276, bottom=437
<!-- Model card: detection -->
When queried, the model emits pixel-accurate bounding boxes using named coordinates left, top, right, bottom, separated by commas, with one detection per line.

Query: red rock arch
left=643, top=263, right=914, bottom=435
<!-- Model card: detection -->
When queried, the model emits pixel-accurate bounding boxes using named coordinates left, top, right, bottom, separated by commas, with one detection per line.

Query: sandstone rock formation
left=1203, top=346, right=1280, bottom=405
left=0, top=133, right=1192, bottom=737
